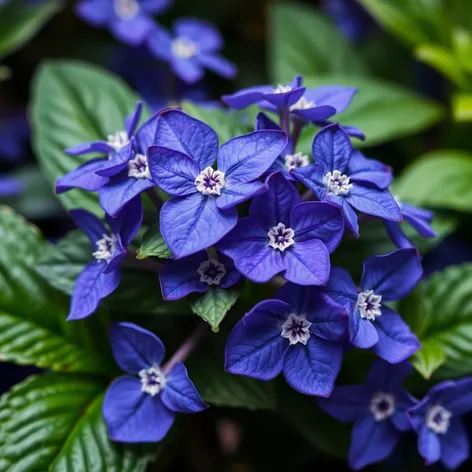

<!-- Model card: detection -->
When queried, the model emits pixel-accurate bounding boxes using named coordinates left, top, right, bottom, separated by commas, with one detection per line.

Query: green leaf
left=452, top=92, right=472, bottom=121
left=137, top=225, right=171, bottom=260
left=412, top=340, right=446, bottom=380
left=298, top=76, right=444, bottom=149
left=189, top=286, right=242, bottom=331
left=394, top=150, right=472, bottom=211
left=0, top=65, right=10, bottom=80
left=31, top=60, right=141, bottom=216
left=0, top=207, right=111, bottom=373
left=269, top=3, right=365, bottom=82
left=0, top=0, right=62, bottom=58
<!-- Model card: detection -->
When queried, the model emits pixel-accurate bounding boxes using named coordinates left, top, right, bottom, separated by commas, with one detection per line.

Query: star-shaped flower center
left=356, top=290, right=382, bottom=321
left=284, top=152, right=309, bottom=171
left=289, top=96, right=316, bottom=111
left=171, top=37, right=199, bottom=59
left=107, top=130, right=129, bottom=154
left=281, top=313, right=312, bottom=345
left=139, top=365, right=166, bottom=397
left=197, top=258, right=227, bottom=285
left=324, top=170, right=353, bottom=196
left=426, top=405, right=452, bottom=434
left=195, top=166, right=225, bottom=195
left=370, top=392, right=396, bottom=421
left=273, top=84, right=293, bottom=94
left=128, top=153, right=151, bottom=179
left=268, top=222, right=295, bottom=252
left=92, top=233, right=118, bottom=262
left=114, top=0, right=140, bottom=19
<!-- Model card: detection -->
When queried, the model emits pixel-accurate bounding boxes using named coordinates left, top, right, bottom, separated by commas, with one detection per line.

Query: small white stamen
left=172, top=37, right=199, bottom=59
left=393, top=195, right=402, bottom=208
left=139, top=366, right=166, bottom=397
left=273, top=84, right=293, bottom=94
left=290, top=96, right=315, bottom=111
left=268, top=222, right=295, bottom=252
left=284, top=152, right=310, bottom=171
left=107, top=131, right=129, bottom=155
left=195, top=166, right=225, bottom=195
left=324, top=170, right=353, bottom=196
left=114, top=0, right=140, bottom=19
left=426, top=405, right=452, bottom=434
left=281, top=314, right=312, bottom=345
left=197, top=258, right=227, bottom=286
left=92, top=233, right=118, bottom=262
left=127, top=153, right=151, bottom=180
left=356, top=290, right=382, bottom=321
left=370, top=392, right=396, bottom=421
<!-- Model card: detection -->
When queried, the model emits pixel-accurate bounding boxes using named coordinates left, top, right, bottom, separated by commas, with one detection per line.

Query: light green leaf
left=0, top=65, right=10, bottom=80
left=31, top=60, right=141, bottom=216
left=394, top=151, right=472, bottom=211
left=412, top=340, right=446, bottom=379
left=137, top=225, right=171, bottom=260
left=269, top=3, right=365, bottom=83
left=0, top=0, right=63, bottom=58
left=452, top=92, right=472, bottom=122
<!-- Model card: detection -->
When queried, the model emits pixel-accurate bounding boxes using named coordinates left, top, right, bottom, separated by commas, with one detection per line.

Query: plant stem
left=147, top=187, right=162, bottom=212
left=301, top=190, right=314, bottom=201
left=279, top=110, right=290, bottom=135
left=291, top=120, right=305, bottom=147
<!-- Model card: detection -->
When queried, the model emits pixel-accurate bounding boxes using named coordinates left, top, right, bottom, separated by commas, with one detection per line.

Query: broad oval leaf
left=412, top=339, right=446, bottom=380
left=137, top=225, right=171, bottom=260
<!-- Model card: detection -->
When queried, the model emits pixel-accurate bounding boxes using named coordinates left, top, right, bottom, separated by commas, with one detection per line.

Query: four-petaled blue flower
left=322, top=248, right=422, bottom=363
left=147, top=18, right=236, bottom=84
left=225, top=282, right=347, bottom=396
left=103, top=322, right=207, bottom=443
left=147, top=109, right=287, bottom=258
left=408, top=378, right=472, bottom=470
left=76, top=0, right=171, bottom=45
left=218, top=172, right=344, bottom=285
left=159, top=251, right=241, bottom=301
left=68, top=197, right=142, bottom=320
left=291, top=124, right=401, bottom=236
left=318, top=360, right=417, bottom=470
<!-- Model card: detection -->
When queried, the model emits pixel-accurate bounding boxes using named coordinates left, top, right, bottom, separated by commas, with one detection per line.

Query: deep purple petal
left=418, top=425, right=441, bottom=465
left=438, top=377, right=472, bottom=415
left=217, top=181, right=267, bottom=210
left=75, top=0, right=113, bottom=25
left=218, top=253, right=242, bottom=288
left=440, top=418, right=469, bottom=470
left=139, top=0, right=172, bottom=14
left=305, top=86, right=357, bottom=114
left=384, top=221, right=413, bottom=249
left=65, top=141, right=113, bottom=156
left=349, top=310, right=379, bottom=349
left=56, top=158, right=109, bottom=194
left=403, top=205, right=436, bottom=238
left=333, top=195, right=360, bottom=236
left=322, top=266, right=358, bottom=306
left=69, top=209, right=106, bottom=245
left=147, top=25, right=173, bottom=60
left=95, top=142, right=133, bottom=178
left=222, top=85, right=274, bottom=109
left=198, top=54, right=237, bottom=79
left=391, top=391, right=418, bottom=432
left=125, top=101, right=143, bottom=137
left=255, top=112, right=281, bottom=132
left=263, top=87, right=306, bottom=109
left=106, top=196, right=143, bottom=247
left=317, top=385, right=370, bottom=422
left=291, top=105, right=337, bottom=122
left=365, top=360, right=412, bottom=393
left=347, top=150, right=392, bottom=189
left=311, top=123, right=351, bottom=173
left=361, top=248, right=423, bottom=301
left=171, top=57, right=205, bottom=84
left=135, top=112, right=160, bottom=152
left=110, top=15, right=154, bottom=45
left=0, top=176, right=22, bottom=197
left=173, top=17, right=223, bottom=52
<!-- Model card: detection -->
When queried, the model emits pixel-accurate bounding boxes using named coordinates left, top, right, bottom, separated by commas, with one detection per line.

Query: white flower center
left=195, top=166, right=225, bottom=195
left=139, top=366, right=166, bottom=397
left=127, top=153, right=151, bottom=180
left=290, top=96, right=316, bottom=111
left=114, top=0, right=140, bottom=19
left=197, top=258, right=227, bottom=286
left=273, top=84, right=293, bottom=94
left=426, top=405, right=452, bottom=434
left=370, top=392, right=396, bottom=421
left=107, top=131, right=129, bottom=155
left=171, top=37, right=199, bottom=59
left=356, top=290, right=382, bottom=321
left=393, top=195, right=403, bottom=208
left=281, top=314, right=312, bottom=345
left=324, top=170, right=353, bottom=196
left=268, top=222, right=295, bottom=252
left=92, top=233, right=118, bottom=262
left=284, top=152, right=309, bottom=171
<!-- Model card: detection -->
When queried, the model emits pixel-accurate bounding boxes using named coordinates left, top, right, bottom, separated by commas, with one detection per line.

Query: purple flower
left=408, top=378, right=472, bottom=470
left=0, top=176, right=22, bottom=197
left=67, top=197, right=142, bottom=320
left=385, top=198, right=436, bottom=249
left=147, top=109, right=287, bottom=259
left=291, top=124, right=401, bottom=236
left=0, top=110, right=30, bottom=163
left=318, top=360, right=417, bottom=470
left=76, top=0, right=171, bottom=45
left=159, top=251, right=241, bottom=301
left=225, top=282, right=347, bottom=396
left=217, top=172, right=344, bottom=285
left=147, top=18, right=236, bottom=84
left=103, top=322, right=207, bottom=443
left=322, top=248, right=422, bottom=363
left=222, top=75, right=356, bottom=123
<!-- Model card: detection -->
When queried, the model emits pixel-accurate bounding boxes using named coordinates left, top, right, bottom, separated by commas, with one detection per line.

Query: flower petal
left=125, top=101, right=143, bottom=137
left=219, top=253, right=242, bottom=288
left=384, top=221, right=413, bottom=249
left=440, top=418, right=469, bottom=470
left=106, top=196, right=143, bottom=247
left=365, top=360, right=412, bottom=393
left=65, top=141, right=113, bottom=156
left=347, top=150, right=392, bottom=189
left=290, top=163, right=328, bottom=201
left=198, top=54, right=237, bottom=79
left=322, top=266, right=358, bottom=306
left=305, top=86, right=357, bottom=114
left=291, top=105, right=336, bottom=122
left=56, top=158, right=109, bottom=194
left=317, top=385, right=370, bottom=422
left=217, top=181, right=267, bottom=210
left=418, top=425, right=441, bottom=465
left=437, top=377, right=472, bottom=416
left=110, top=15, right=154, bottom=46
left=135, top=112, right=160, bottom=152
left=69, top=209, right=106, bottom=246
left=349, top=311, right=379, bottom=349
left=75, top=0, right=113, bottom=25
left=311, top=123, right=351, bottom=173
left=171, top=57, right=205, bottom=84
left=255, top=112, right=281, bottom=131
left=147, top=25, right=173, bottom=60
left=222, top=85, right=274, bottom=109
left=95, top=141, right=133, bottom=178
left=174, top=18, right=223, bottom=52
left=263, top=86, right=306, bottom=109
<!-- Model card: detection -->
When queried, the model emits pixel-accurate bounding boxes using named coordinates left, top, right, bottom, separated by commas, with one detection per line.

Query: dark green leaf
left=412, top=340, right=446, bottom=380
left=137, top=225, right=171, bottom=260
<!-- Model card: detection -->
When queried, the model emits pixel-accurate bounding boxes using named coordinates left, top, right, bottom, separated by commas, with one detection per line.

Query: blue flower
left=408, top=378, right=472, bottom=470
left=103, top=322, right=207, bottom=443
left=318, top=360, right=417, bottom=470
left=0, top=176, right=22, bottom=197
left=0, top=110, right=29, bottom=163
left=147, top=18, right=236, bottom=84
left=225, top=282, right=347, bottom=396
left=291, top=124, right=401, bottom=236
left=159, top=251, right=241, bottom=301
left=76, top=0, right=171, bottom=45
left=67, top=198, right=142, bottom=320
left=217, top=172, right=344, bottom=285
left=322, top=248, right=422, bottom=363
left=147, top=109, right=287, bottom=259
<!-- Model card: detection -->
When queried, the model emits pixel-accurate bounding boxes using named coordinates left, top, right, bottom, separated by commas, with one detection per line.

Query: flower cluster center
left=290, top=96, right=316, bottom=111
left=107, top=130, right=129, bottom=154
left=128, top=153, right=151, bottom=179
left=356, top=290, right=382, bottom=321
left=114, top=0, right=140, bottom=20
left=426, top=405, right=452, bottom=434
left=370, top=392, right=396, bottom=421
left=268, top=222, right=295, bottom=252
left=324, top=170, right=353, bottom=196
left=281, top=313, right=312, bottom=345
left=195, top=166, right=225, bottom=195
left=93, top=233, right=118, bottom=262
left=197, top=258, right=227, bottom=285
left=273, top=84, right=293, bottom=94
left=139, top=366, right=166, bottom=397
left=172, top=37, right=199, bottom=59
left=284, top=152, right=309, bottom=171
